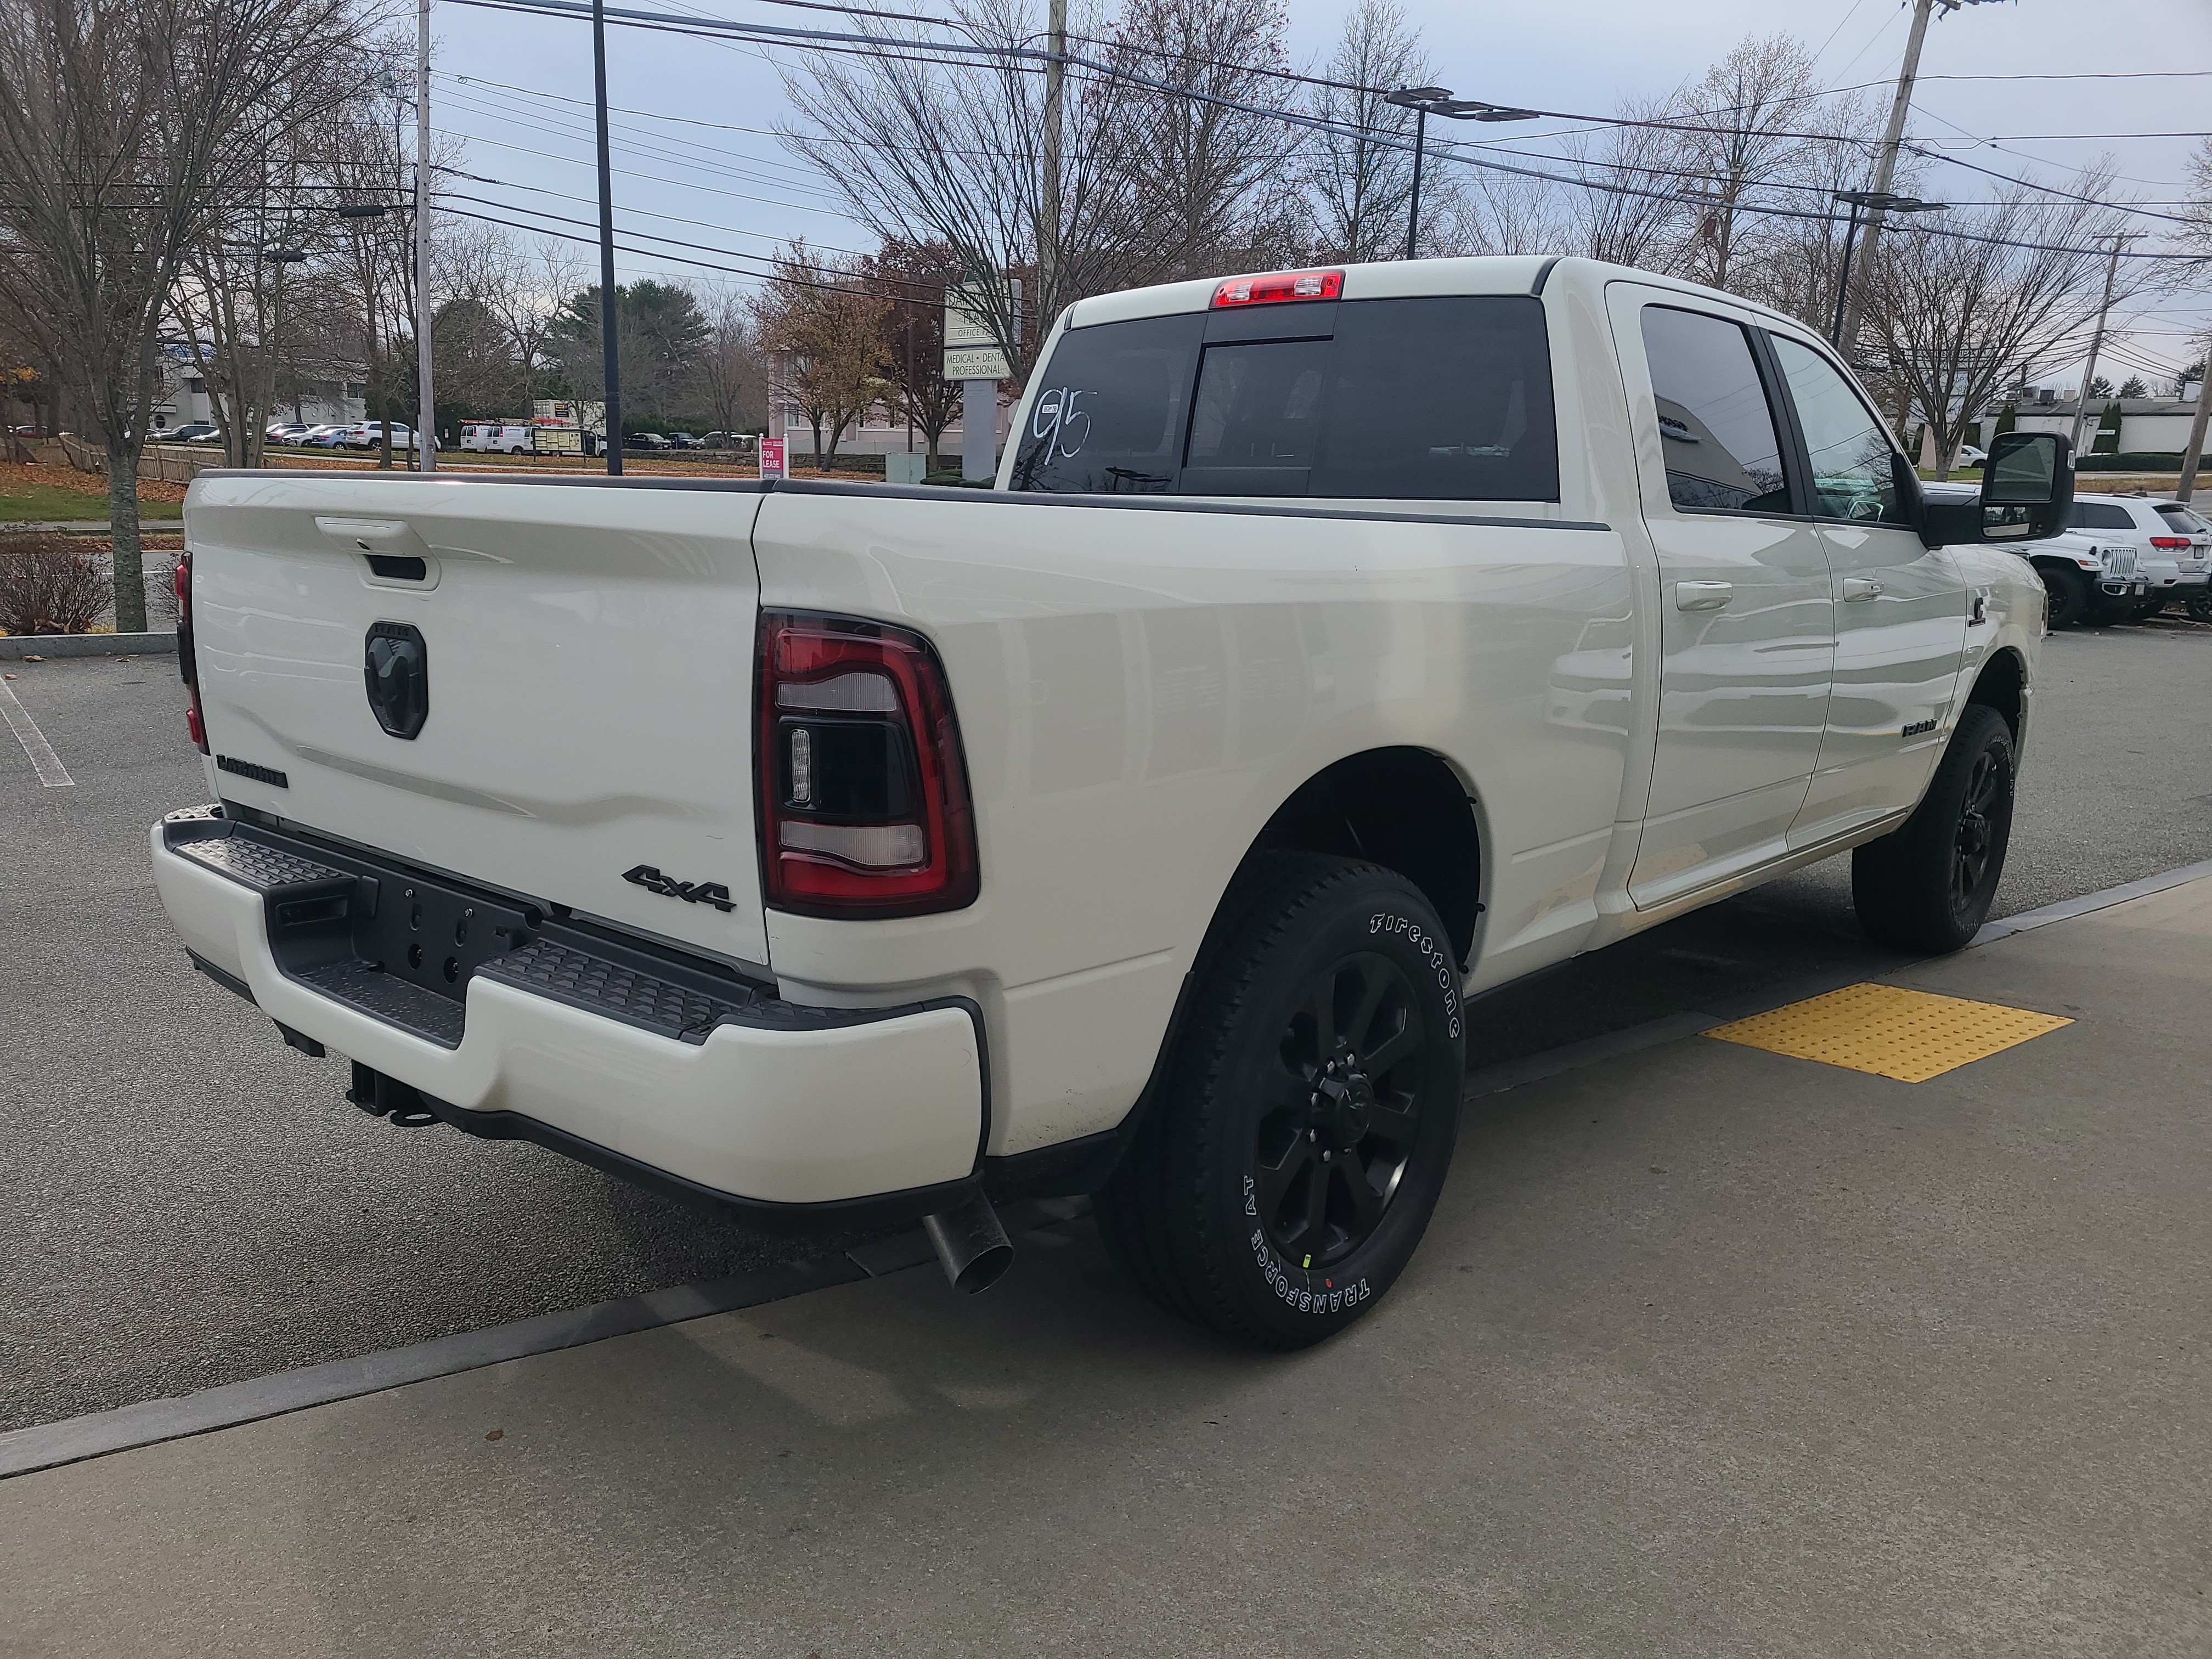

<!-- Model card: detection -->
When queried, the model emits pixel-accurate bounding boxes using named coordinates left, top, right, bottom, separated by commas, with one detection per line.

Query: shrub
left=0, top=533, right=109, bottom=634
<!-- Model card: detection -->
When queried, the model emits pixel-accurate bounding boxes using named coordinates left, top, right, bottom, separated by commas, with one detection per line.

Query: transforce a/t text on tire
left=1096, top=854, right=1466, bottom=1349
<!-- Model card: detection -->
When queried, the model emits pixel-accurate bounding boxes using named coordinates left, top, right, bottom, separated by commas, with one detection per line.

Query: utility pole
left=2179, top=363, right=2211, bottom=504
left=2069, top=235, right=2128, bottom=454
left=1039, top=0, right=1065, bottom=325
left=414, top=0, right=436, bottom=472
left=591, top=0, right=623, bottom=474
left=1836, top=0, right=1935, bottom=357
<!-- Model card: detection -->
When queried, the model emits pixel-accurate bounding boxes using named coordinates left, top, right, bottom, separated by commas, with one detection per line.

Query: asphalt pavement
left=6, top=870, right=2207, bottom=1657
left=3, top=617, right=2210, bottom=1435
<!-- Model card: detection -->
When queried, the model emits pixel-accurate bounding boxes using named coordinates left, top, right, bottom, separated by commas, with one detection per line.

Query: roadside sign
left=945, top=284, right=1011, bottom=381
left=759, top=436, right=786, bottom=479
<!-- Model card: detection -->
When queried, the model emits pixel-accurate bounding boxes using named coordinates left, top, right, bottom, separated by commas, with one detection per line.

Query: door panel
left=1610, top=292, right=1835, bottom=908
left=1763, top=334, right=1968, bottom=842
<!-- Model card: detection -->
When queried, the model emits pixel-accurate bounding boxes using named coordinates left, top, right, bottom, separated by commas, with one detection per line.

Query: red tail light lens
left=1211, top=268, right=1344, bottom=308
left=756, top=611, right=979, bottom=918
left=2150, top=536, right=2190, bottom=549
left=174, top=552, right=207, bottom=753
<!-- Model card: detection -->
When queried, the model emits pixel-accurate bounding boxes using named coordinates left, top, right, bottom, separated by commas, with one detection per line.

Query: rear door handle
left=1842, top=577, right=1884, bottom=602
left=1675, top=581, right=1733, bottom=611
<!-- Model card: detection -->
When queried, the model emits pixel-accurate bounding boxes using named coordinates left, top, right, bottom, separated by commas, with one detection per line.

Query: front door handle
left=1675, top=580, right=1733, bottom=612
left=1842, top=576, right=1884, bottom=602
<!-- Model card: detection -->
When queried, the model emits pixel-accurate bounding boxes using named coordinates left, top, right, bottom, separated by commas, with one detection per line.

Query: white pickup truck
left=153, top=256, right=2070, bottom=1347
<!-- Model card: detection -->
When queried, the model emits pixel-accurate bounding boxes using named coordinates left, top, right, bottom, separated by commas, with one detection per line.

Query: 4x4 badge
left=622, top=864, right=736, bottom=913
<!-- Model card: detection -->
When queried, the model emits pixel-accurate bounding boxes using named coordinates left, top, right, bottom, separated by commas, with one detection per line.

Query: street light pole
left=415, top=0, right=436, bottom=472
left=591, top=0, right=622, bottom=475
left=1385, top=88, right=1537, bottom=262
left=1828, top=189, right=1946, bottom=358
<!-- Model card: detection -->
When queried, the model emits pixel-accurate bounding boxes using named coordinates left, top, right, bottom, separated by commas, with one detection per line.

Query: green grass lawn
left=0, top=482, right=182, bottom=522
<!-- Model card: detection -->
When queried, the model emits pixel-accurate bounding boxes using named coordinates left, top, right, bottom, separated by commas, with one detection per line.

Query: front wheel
left=2038, top=566, right=2091, bottom=628
left=1096, top=854, right=1466, bottom=1349
left=1852, top=705, right=2017, bottom=953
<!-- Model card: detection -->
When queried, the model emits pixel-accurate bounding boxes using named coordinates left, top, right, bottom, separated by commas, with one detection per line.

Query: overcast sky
left=428, top=0, right=2211, bottom=386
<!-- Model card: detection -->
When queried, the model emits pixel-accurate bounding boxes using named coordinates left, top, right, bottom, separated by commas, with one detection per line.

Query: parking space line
left=0, top=678, right=73, bottom=787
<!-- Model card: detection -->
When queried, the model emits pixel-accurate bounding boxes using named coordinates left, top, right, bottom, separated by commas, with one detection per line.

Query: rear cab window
left=1635, top=305, right=1791, bottom=516
left=1011, top=295, right=1559, bottom=503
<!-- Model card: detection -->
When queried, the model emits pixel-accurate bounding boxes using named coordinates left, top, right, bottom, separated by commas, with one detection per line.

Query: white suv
left=2064, top=494, right=2211, bottom=620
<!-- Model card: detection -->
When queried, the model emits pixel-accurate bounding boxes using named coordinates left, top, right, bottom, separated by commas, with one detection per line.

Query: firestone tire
left=1095, top=854, right=1466, bottom=1350
left=1851, top=704, right=2017, bottom=953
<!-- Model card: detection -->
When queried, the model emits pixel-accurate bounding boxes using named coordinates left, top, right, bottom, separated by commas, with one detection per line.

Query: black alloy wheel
left=2189, top=591, right=2212, bottom=624
left=1252, top=951, right=1426, bottom=1272
left=1096, top=853, right=1465, bottom=1348
left=1853, top=704, right=2017, bottom=953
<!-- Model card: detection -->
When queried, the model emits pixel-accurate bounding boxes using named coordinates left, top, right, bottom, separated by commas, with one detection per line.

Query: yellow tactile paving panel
left=1705, top=982, right=2072, bottom=1083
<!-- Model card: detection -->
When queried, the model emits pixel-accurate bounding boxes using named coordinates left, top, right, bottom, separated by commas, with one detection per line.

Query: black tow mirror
left=1916, top=430, right=2073, bottom=548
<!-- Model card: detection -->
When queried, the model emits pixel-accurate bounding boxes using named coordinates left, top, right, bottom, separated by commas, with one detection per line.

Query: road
left=4, top=616, right=2210, bottom=1434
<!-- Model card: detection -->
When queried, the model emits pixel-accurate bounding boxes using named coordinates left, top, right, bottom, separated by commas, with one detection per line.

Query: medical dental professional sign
left=944, top=284, right=1011, bottom=381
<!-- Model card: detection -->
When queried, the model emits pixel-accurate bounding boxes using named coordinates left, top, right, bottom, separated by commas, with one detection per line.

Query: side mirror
left=1917, top=431, right=2073, bottom=548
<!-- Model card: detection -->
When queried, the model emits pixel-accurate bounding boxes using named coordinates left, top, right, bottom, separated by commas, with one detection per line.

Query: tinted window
left=1183, top=338, right=1330, bottom=495
left=1306, top=295, right=1558, bottom=500
left=2068, top=503, right=2135, bottom=530
left=1011, top=313, right=1203, bottom=493
left=2157, top=505, right=2209, bottom=534
left=1768, top=335, right=1909, bottom=525
left=1639, top=307, right=1789, bottom=514
left=1011, top=296, right=1558, bottom=501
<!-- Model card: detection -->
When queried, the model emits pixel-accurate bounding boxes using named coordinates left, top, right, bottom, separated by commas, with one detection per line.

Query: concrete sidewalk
left=5, top=882, right=2210, bottom=1657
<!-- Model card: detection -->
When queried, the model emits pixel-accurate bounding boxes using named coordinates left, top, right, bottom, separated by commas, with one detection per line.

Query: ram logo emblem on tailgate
left=622, top=864, right=737, bottom=912
left=364, top=622, right=429, bottom=740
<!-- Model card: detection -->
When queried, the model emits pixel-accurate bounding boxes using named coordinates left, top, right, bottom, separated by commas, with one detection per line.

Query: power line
left=440, top=0, right=2212, bottom=266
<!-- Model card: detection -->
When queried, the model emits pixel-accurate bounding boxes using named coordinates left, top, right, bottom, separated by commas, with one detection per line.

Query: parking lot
left=3, top=615, right=2209, bottom=1441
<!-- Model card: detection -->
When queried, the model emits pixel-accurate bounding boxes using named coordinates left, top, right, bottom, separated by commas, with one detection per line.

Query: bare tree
left=752, top=244, right=889, bottom=465
left=694, top=285, right=765, bottom=443
left=0, top=0, right=375, bottom=629
left=1107, top=0, right=1301, bottom=280
left=1866, top=173, right=2142, bottom=478
left=863, top=239, right=962, bottom=472
left=1555, top=99, right=1692, bottom=273
left=778, top=0, right=1160, bottom=379
left=447, top=229, right=587, bottom=414
left=1296, top=0, right=1436, bottom=263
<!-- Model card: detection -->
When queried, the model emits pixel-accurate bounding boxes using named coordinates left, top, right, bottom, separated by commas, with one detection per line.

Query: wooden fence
left=54, top=433, right=213, bottom=484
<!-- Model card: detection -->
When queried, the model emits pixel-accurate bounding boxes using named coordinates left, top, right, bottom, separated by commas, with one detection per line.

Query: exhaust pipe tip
left=922, top=1192, right=1014, bottom=1295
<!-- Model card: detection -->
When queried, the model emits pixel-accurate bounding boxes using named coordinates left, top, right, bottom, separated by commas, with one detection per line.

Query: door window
left=1639, top=307, right=1791, bottom=515
left=1768, top=336, right=1909, bottom=525
left=2069, top=502, right=2136, bottom=531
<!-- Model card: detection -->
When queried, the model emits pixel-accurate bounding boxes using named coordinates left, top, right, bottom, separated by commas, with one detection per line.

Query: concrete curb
left=0, top=1197, right=1087, bottom=1482
left=0, top=631, right=176, bottom=659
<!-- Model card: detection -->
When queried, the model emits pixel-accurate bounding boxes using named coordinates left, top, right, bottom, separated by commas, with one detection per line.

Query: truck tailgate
left=184, top=473, right=771, bottom=967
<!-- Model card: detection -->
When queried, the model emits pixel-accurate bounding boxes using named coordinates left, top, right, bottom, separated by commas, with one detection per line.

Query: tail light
left=1211, top=268, right=1344, bottom=308
left=174, top=552, right=207, bottom=753
left=2150, top=536, right=2190, bottom=550
left=756, top=611, right=978, bottom=918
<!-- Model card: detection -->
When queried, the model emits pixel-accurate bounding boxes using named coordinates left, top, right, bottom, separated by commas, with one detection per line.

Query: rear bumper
left=150, top=809, right=986, bottom=1220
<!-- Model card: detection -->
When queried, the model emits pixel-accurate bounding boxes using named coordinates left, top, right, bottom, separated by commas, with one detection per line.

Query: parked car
left=266, top=423, right=311, bottom=444
left=2154, top=501, right=2212, bottom=620
left=154, top=256, right=2068, bottom=1346
left=297, top=425, right=351, bottom=448
left=2058, top=494, right=2209, bottom=621
left=663, top=432, right=703, bottom=450
left=1927, top=483, right=2145, bottom=629
left=624, top=431, right=669, bottom=450
left=182, top=426, right=228, bottom=445
left=344, top=421, right=438, bottom=453
left=162, top=422, right=217, bottom=444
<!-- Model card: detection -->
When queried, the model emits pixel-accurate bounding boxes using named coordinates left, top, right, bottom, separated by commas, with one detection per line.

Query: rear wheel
left=1096, top=854, right=1465, bottom=1349
left=1852, top=705, right=2016, bottom=953
left=2188, top=591, right=2212, bottom=624
left=2039, top=565, right=2091, bottom=628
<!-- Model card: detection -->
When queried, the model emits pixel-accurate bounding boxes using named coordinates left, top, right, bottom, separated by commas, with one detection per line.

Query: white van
left=460, top=422, right=535, bottom=455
